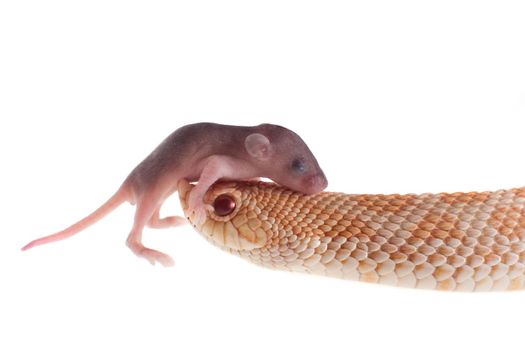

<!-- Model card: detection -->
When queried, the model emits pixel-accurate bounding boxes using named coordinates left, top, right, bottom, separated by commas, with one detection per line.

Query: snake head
left=178, top=179, right=269, bottom=251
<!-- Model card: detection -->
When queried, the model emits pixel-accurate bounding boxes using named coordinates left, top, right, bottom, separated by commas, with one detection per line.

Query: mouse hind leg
left=147, top=206, right=186, bottom=229
left=126, top=191, right=178, bottom=267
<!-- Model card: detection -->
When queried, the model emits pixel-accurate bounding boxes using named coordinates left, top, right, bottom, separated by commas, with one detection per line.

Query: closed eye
left=291, top=158, right=306, bottom=173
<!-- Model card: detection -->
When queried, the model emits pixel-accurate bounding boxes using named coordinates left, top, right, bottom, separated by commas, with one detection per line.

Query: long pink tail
left=21, top=185, right=130, bottom=251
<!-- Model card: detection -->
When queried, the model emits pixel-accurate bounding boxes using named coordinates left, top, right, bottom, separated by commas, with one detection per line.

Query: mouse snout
left=302, top=172, right=328, bottom=194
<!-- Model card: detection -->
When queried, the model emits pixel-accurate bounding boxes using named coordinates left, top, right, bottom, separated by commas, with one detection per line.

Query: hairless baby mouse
left=22, top=122, right=328, bottom=266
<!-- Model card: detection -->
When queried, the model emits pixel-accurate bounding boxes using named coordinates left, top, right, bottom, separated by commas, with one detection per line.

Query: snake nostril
left=213, top=194, right=236, bottom=216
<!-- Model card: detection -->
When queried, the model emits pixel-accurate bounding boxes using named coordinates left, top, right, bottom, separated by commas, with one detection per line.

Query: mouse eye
left=291, top=158, right=306, bottom=173
left=213, top=194, right=236, bottom=216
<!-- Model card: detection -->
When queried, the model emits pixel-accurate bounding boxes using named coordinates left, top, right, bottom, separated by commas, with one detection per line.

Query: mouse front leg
left=188, top=155, right=249, bottom=226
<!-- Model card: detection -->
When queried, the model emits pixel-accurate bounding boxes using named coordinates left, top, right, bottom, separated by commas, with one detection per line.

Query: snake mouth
left=177, top=180, right=195, bottom=222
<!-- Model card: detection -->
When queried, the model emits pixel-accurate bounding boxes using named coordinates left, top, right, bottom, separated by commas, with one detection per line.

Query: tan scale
left=178, top=180, right=525, bottom=292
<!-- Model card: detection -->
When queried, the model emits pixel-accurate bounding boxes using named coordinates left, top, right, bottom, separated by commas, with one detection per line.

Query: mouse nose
left=302, top=172, right=328, bottom=194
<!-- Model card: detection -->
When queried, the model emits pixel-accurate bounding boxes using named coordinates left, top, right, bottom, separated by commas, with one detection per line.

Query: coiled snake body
left=178, top=180, right=525, bottom=292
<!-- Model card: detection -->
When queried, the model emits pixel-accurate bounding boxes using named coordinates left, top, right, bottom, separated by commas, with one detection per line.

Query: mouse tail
left=21, top=184, right=131, bottom=251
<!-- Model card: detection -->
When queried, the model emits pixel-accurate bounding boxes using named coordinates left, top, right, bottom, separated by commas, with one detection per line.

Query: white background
left=2, top=1, right=525, bottom=349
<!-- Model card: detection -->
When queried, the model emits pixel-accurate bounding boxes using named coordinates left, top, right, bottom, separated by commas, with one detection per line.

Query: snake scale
left=178, top=180, right=525, bottom=292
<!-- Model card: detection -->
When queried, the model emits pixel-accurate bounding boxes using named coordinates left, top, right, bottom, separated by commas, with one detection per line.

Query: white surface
left=1, top=1, right=525, bottom=349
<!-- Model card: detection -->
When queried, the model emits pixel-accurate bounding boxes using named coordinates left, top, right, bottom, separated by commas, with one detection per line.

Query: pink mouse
left=22, top=122, right=328, bottom=266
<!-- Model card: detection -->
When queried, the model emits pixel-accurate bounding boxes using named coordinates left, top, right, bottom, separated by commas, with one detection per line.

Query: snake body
left=178, top=180, right=525, bottom=291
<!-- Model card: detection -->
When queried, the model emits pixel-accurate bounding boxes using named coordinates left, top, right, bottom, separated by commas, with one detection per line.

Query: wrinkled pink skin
left=22, top=123, right=327, bottom=266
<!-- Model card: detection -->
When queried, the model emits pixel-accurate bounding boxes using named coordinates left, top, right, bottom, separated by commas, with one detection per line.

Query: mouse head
left=244, top=124, right=328, bottom=195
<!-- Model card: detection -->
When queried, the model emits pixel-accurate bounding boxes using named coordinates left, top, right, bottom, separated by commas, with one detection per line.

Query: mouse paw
left=189, top=203, right=213, bottom=226
left=143, top=248, right=175, bottom=267
left=187, top=190, right=213, bottom=226
left=127, top=240, right=174, bottom=267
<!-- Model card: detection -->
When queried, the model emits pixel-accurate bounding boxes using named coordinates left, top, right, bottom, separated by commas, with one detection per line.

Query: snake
left=177, top=180, right=525, bottom=292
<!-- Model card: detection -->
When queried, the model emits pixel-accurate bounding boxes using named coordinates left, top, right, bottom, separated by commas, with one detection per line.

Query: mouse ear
left=245, top=133, right=274, bottom=160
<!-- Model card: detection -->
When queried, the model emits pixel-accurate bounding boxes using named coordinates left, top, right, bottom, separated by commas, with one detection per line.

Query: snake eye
left=213, top=194, right=236, bottom=216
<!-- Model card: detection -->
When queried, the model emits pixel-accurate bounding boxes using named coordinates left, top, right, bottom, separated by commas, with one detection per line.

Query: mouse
left=21, top=122, right=328, bottom=266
